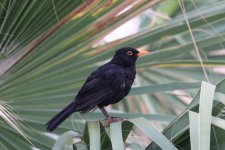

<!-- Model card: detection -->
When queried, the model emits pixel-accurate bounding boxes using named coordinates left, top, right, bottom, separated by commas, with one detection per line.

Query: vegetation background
left=0, top=0, right=225, bottom=149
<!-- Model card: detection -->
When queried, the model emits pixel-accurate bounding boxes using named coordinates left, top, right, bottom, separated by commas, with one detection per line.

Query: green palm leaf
left=1, top=0, right=225, bottom=149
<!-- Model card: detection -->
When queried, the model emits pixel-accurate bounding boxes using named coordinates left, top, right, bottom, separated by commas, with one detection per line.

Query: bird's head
left=111, top=47, right=150, bottom=66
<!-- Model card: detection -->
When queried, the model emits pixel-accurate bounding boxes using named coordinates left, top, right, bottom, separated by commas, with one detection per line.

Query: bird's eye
left=127, top=51, right=133, bottom=56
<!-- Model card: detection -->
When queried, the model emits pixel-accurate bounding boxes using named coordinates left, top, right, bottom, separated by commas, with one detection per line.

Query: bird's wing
left=74, top=65, right=125, bottom=111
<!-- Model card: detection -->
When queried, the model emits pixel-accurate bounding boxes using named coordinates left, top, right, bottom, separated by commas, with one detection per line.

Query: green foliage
left=0, top=0, right=225, bottom=149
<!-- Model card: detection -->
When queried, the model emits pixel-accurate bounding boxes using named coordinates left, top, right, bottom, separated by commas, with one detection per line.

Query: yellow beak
left=137, top=50, right=150, bottom=56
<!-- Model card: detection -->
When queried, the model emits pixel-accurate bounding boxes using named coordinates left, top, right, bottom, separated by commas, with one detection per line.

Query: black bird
left=46, top=47, right=150, bottom=131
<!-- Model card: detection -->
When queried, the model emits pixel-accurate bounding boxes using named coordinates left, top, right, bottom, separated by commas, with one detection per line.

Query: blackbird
left=46, top=47, right=150, bottom=131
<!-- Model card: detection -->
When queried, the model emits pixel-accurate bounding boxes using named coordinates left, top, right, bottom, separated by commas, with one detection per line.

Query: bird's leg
left=99, top=107, right=110, bottom=119
left=99, top=107, right=123, bottom=127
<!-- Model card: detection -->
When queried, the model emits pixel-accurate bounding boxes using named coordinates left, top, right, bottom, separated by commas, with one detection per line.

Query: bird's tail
left=46, top=102, right=75, bottom=132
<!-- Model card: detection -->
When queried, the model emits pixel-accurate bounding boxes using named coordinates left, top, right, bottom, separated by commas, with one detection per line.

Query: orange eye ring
left=127, top=51, right=133, bottom=56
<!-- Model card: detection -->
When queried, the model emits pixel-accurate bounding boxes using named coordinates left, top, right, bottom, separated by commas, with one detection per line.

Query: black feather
left=46, top=47, right=139, bottom=131
left=46, top=102, right=75, bottom=132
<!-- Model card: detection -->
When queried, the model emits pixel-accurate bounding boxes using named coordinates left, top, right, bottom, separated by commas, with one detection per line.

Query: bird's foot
left=101, top=116, right=124, bottom=127
left=109, top=116, right=124, bottom=122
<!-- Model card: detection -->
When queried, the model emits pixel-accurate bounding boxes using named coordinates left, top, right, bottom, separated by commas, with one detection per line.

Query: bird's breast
left=124, top=66, right=136, bottom=92
left=125, top=66, right=136, bottom=80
